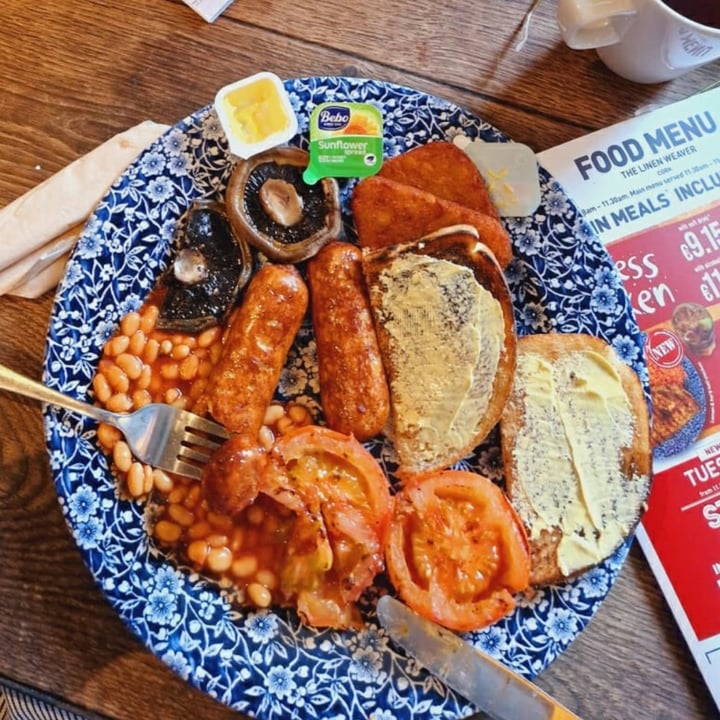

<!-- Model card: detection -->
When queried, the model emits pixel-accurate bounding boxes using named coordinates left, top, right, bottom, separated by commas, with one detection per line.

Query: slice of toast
left=362, top=226, right=516, bottom=477
left=378, top=141, right=500, bottom=220
left=500, top=333, right=652, bottom=587
left=351, top=176, right=512, bottom=268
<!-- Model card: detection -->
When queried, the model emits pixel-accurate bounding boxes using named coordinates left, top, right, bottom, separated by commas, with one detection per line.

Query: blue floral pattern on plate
left=43, top=77, right=647, bottom=719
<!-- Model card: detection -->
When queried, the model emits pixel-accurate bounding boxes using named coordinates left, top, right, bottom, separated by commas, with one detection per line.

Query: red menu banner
left=612, top=203, right=720, bottom=327
left=609, top=201, right=720, bottom=454
left=643, top=445, right=720, bottom=641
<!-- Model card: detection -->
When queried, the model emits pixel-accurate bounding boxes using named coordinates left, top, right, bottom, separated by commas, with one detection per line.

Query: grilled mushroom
left=226, top=147, right=342, bottom=263
left=157, top=201, right=253, bottom=332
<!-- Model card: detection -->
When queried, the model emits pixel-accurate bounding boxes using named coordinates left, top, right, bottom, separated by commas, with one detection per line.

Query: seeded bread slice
left=500, top=333, right=652, bottom=587
left=362, top=226, right=516, bottom=478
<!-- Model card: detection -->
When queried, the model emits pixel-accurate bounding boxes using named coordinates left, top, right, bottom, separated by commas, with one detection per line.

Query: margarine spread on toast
left=374, top=253, right=504, bottom=471
left=510, top=349, right=650, bottom=576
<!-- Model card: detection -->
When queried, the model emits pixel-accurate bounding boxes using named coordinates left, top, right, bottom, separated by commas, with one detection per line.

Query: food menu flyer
left=537, top=86, right=720, bottom=710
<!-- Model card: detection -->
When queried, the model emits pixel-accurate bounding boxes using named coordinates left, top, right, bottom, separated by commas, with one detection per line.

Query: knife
left=376, top=595, right=582, bottom=720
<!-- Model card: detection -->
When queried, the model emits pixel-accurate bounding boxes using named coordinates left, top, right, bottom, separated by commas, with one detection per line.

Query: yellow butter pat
left=215, top=72, right=298, bottom=159
left=454, top=136, right=541, bottom=217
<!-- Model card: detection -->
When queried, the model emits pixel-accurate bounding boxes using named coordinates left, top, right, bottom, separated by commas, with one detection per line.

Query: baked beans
left=92, top=301, right=315, bottom=610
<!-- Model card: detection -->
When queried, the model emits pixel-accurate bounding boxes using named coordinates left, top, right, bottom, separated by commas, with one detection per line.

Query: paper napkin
left=0, top=120, right=170, bottom=299
left=181, top=0, right=236, bottom=22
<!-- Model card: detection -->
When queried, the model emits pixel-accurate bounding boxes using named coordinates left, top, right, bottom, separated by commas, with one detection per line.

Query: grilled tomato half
left=385, top=470, right=530, bottom=632
left=263, top=425, right=393, bottom=628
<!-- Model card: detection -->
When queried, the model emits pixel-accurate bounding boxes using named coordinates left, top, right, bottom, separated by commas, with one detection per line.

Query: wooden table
left=1, top=1, right=718, bottom=719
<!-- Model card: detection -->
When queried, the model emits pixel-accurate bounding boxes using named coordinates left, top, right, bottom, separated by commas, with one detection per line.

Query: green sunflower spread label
left=303, top=102, right=383, bottom=185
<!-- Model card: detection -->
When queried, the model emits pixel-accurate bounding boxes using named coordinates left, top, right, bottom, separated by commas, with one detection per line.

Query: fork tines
left=176, top=411, right=229, bottom=479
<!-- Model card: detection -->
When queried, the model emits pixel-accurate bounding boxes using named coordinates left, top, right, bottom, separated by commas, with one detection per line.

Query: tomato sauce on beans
left=92, top=299, right=314, bottom=611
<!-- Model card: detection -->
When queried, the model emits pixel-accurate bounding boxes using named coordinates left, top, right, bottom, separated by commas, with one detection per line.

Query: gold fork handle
left=0, top=361, right=117, bottom=425
left=550, top=705, right=583, bottom=720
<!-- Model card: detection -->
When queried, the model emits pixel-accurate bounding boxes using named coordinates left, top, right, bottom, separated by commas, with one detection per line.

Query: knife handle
left=550, top=701, right=583, bottom=720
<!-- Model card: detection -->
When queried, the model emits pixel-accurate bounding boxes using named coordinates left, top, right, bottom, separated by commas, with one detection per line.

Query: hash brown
left=351, top=176, right=512, bottom=267
left=377, top=141, right=500, bottom=219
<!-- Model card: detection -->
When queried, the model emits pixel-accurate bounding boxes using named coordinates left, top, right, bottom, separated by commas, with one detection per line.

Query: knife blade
left=376, top=595, right=582, bottom=720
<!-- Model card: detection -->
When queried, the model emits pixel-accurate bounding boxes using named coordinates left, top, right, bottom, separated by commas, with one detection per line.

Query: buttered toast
left=500, top=333, right=652, bottom=587
left=362, top=226, right=516, bottom=477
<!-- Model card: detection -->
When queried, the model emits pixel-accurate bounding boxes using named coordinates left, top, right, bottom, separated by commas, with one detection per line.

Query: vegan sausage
left=197, top=263, right=308, bottom=437
left=307, top=241, right=390, bottom=441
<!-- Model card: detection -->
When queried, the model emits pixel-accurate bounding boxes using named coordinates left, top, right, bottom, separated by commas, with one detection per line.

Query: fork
left=0, top=362, right=229, bottom=480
